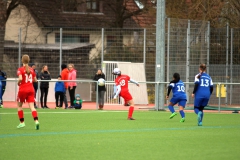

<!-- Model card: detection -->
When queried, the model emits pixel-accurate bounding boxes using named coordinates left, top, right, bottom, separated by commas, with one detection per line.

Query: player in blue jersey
left=166, top=73, right=187, bottom=122
left=192, top=64, right=213, bottom=126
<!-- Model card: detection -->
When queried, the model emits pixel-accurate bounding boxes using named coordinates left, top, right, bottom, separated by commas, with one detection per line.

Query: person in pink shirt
left=68, top=64, right=77, bottom=108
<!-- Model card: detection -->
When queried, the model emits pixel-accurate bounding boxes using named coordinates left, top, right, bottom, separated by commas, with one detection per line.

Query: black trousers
left=68, top=86, right=76, bottom=106
left=40, top=87, right=49, bottom=107
left=55, top=91, right=64, bottom=107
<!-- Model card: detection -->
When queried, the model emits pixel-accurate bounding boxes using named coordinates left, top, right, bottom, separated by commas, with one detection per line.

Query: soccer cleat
left=35, top=121, right=40, bottom=130
left=169, top=112, right=177, bottom=119
left=180, top=118, right=185, bottom=122
left=17, top=122, right=25, bottom=129
left=127, top=117, right=135, bottom=120
left=0, top=104, right=3, bottom=108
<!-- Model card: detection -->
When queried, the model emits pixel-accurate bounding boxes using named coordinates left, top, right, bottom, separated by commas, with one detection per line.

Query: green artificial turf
left=0, top=109, right=239, bottom=160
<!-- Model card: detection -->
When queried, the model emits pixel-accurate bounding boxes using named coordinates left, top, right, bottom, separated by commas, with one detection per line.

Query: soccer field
left=0, top=109, right=239, bottom=160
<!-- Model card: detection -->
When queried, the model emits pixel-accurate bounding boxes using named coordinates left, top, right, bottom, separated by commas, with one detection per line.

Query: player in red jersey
left=112, top=68, right=139, bottom=120
left=16, top=54, right=40, bottom=130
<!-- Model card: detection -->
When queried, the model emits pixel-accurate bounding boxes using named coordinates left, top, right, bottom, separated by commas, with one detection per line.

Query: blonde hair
left=68, top=63, right=74, bottom=68
left=41, top=65, right=50, bottom=74
left=22, top=54, right=30, bottom=75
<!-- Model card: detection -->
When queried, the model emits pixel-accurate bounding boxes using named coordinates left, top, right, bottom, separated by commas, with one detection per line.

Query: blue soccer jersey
left=169, top=80, right=187, bottom=100
left=194, top=73, right=213, bottom=98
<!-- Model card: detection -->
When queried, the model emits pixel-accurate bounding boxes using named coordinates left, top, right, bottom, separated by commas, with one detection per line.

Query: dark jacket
left=93, top=73, right=106, bottom=92
left=0, top=70, right=7, bottom=86
left=39, top=71, right=51, bottom=88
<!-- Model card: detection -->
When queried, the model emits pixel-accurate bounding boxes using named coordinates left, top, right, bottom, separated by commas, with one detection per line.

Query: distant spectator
left=39, top=65, right=51, bottom=109
left=93, top=69, right=106, bottom=110
left=61, top=64, right=69, bottom=109
left=0, top=68, right=7, bottom=107
left=68, top=63, right=77, bottom=108
left=31, top=64, right=39, bottom=109
left=73, top=94, right=82, bottom=109
left=54, top=75, right=65, bottom=109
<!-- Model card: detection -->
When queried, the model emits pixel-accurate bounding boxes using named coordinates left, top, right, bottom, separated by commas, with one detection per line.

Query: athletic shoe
left=17, top=122, right=25, bottom=129
left=127, top=117, right=135, bottom=120
left=180, top=118, right=185, bottom=122
left=55, top=106, right=59, bottom=109
left=0, top=104, right=3, bottom=108
left=44, top=106, right=49, bottom=109
left=35, top=121, right=40, bottom=130
left=198, top=122, right=202, bottom=126
left=169, top=112, right=177, bottom=119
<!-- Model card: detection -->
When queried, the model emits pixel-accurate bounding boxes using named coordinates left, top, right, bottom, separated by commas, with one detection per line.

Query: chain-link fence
left=1, top=18, right=240, bottom=109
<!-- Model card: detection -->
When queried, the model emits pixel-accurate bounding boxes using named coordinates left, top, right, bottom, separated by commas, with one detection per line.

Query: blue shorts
left=170, top=97, right=187, bottom=107
left=194, top=97, right=209, bottom=107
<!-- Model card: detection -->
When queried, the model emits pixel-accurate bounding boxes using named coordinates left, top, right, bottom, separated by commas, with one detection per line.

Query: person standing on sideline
left=192, top=64, right=213, bottom=126
left=16, top=54, right=40, bottom=130
left=93, top=69, right=106, bottom=110
left=0, top=80, right=2, bottom=108
left=0, top=68, right=7, bottom=107
left=112, top=68, right=139, bottom=120
left=61, top=64, right=69, bottom=109
left=68, top=64, right=77, bottom=108
left=54, top=75, right=65, bottom=109
left=31, top=64, right=39, bottom=109
left=39, top=65, right=51, bottom=109
left=166, top=73, right=187, bottom=122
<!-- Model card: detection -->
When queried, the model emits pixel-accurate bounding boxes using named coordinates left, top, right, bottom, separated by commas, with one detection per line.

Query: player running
left=166, top=73, right=187, bottom=122
left=16, top=54, right=40, bottom=130
left=112, top=68, right=139, bottom=120
left=192, top=64, right=213, bottom=126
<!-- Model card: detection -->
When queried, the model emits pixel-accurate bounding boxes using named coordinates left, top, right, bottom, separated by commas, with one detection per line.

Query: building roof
left=21, top=0, right=155, bottom=28
left=4, top=43, right=95, bottom=51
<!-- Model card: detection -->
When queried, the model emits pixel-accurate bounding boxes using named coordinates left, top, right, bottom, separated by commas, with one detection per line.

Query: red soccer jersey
left=115, top=74, right=130, bottom=92
left=17, top=66, right=36, bottom=91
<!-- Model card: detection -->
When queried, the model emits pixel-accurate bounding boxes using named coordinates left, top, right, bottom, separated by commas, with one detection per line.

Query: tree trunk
left=0, top=0, right=7, bottom=68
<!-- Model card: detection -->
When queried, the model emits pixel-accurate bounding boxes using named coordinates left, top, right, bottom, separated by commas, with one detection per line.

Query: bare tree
left=0, top=0, right=21, bottom=67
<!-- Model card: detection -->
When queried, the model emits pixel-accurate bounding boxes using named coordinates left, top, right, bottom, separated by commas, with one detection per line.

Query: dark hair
left=173, top=73, right=180, bottom=81
left=58, top=75, right=61, bottom=78
left=197, top=64, right=207, bottom=78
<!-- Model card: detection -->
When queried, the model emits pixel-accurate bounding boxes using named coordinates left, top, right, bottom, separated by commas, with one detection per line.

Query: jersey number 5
left=25, top=74, right=33, bottom=83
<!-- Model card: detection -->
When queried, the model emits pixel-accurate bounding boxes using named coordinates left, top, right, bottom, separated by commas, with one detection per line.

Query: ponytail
left=25, top=64, right=30, bottom=75
left=197, top=64, right=207, bottom=78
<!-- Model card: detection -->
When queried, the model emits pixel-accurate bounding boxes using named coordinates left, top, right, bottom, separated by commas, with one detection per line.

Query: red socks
left=128, top=106, right=134, bottom=118
left=32, top=111, right=38, bottom=121
left=18, top=110, right=24, bottom=122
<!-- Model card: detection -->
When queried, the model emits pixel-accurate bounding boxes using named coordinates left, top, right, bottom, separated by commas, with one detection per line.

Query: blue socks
left=179, top=110, right=185, bottom=118
left=168, top=106, right=175, bottom=113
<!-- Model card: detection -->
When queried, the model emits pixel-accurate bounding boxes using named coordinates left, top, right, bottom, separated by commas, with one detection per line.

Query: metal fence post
left=218, top=83, right=221, bottom=113
left=18, top=28, right=21, bottom=68
left=225, top=24, right=229, bottom=107
left=59, top=28, right=62, bottom=74
left=101, top=28, right=104, bottom=69
left=143, top=28, right=146, bottom=67
left=207, top=21, right=210, bottom=73
left=230, top=28, right=233, bottom=105
left=155, top=0, right=166, bottom=111
left=186, top=20, right=190, bottom=102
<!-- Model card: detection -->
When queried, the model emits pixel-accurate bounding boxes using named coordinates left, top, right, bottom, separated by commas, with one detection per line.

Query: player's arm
left=209, top=79, right=213, bottom=95
left=113, top=85, right=121, bottom=99
left=130, top=79, right=139, bottom=86
left=18, top=75, right=22, bottom=86
left=166, top=85, right=172, bottom=99
left=33, top=77, right=37, bottom=83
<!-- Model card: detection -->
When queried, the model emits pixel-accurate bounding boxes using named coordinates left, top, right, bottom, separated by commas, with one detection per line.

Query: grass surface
left=0, top=109, right=240, bottom=160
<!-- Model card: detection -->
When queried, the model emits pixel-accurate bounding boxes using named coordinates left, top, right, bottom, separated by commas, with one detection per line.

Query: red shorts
left=17, top=90, right=35, bottom=103
left=120, top=91, right=133, bottom=102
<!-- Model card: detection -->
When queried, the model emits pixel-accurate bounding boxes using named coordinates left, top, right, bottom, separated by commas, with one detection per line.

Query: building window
left=86, top=0, right=99, bottom=12
left=55, top=34, right=90, bottom=43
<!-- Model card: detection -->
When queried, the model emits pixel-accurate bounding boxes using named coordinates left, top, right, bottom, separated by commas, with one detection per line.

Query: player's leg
left=44, top=88, right=49, bottom=108
left=168, top=98, right=177, bottom=119
left=194, top=98, right=204, bottom=126
left=17, top=92, right=25, bottom=128
left=178, top=100, right=186, bottom=122
left=27, top=92, right=40, bottom=130
left=127, top=99, right=135, bottom=120
left=40, top=87, right=44, bottom=108
left=198, top=98, right=209, bottom=125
